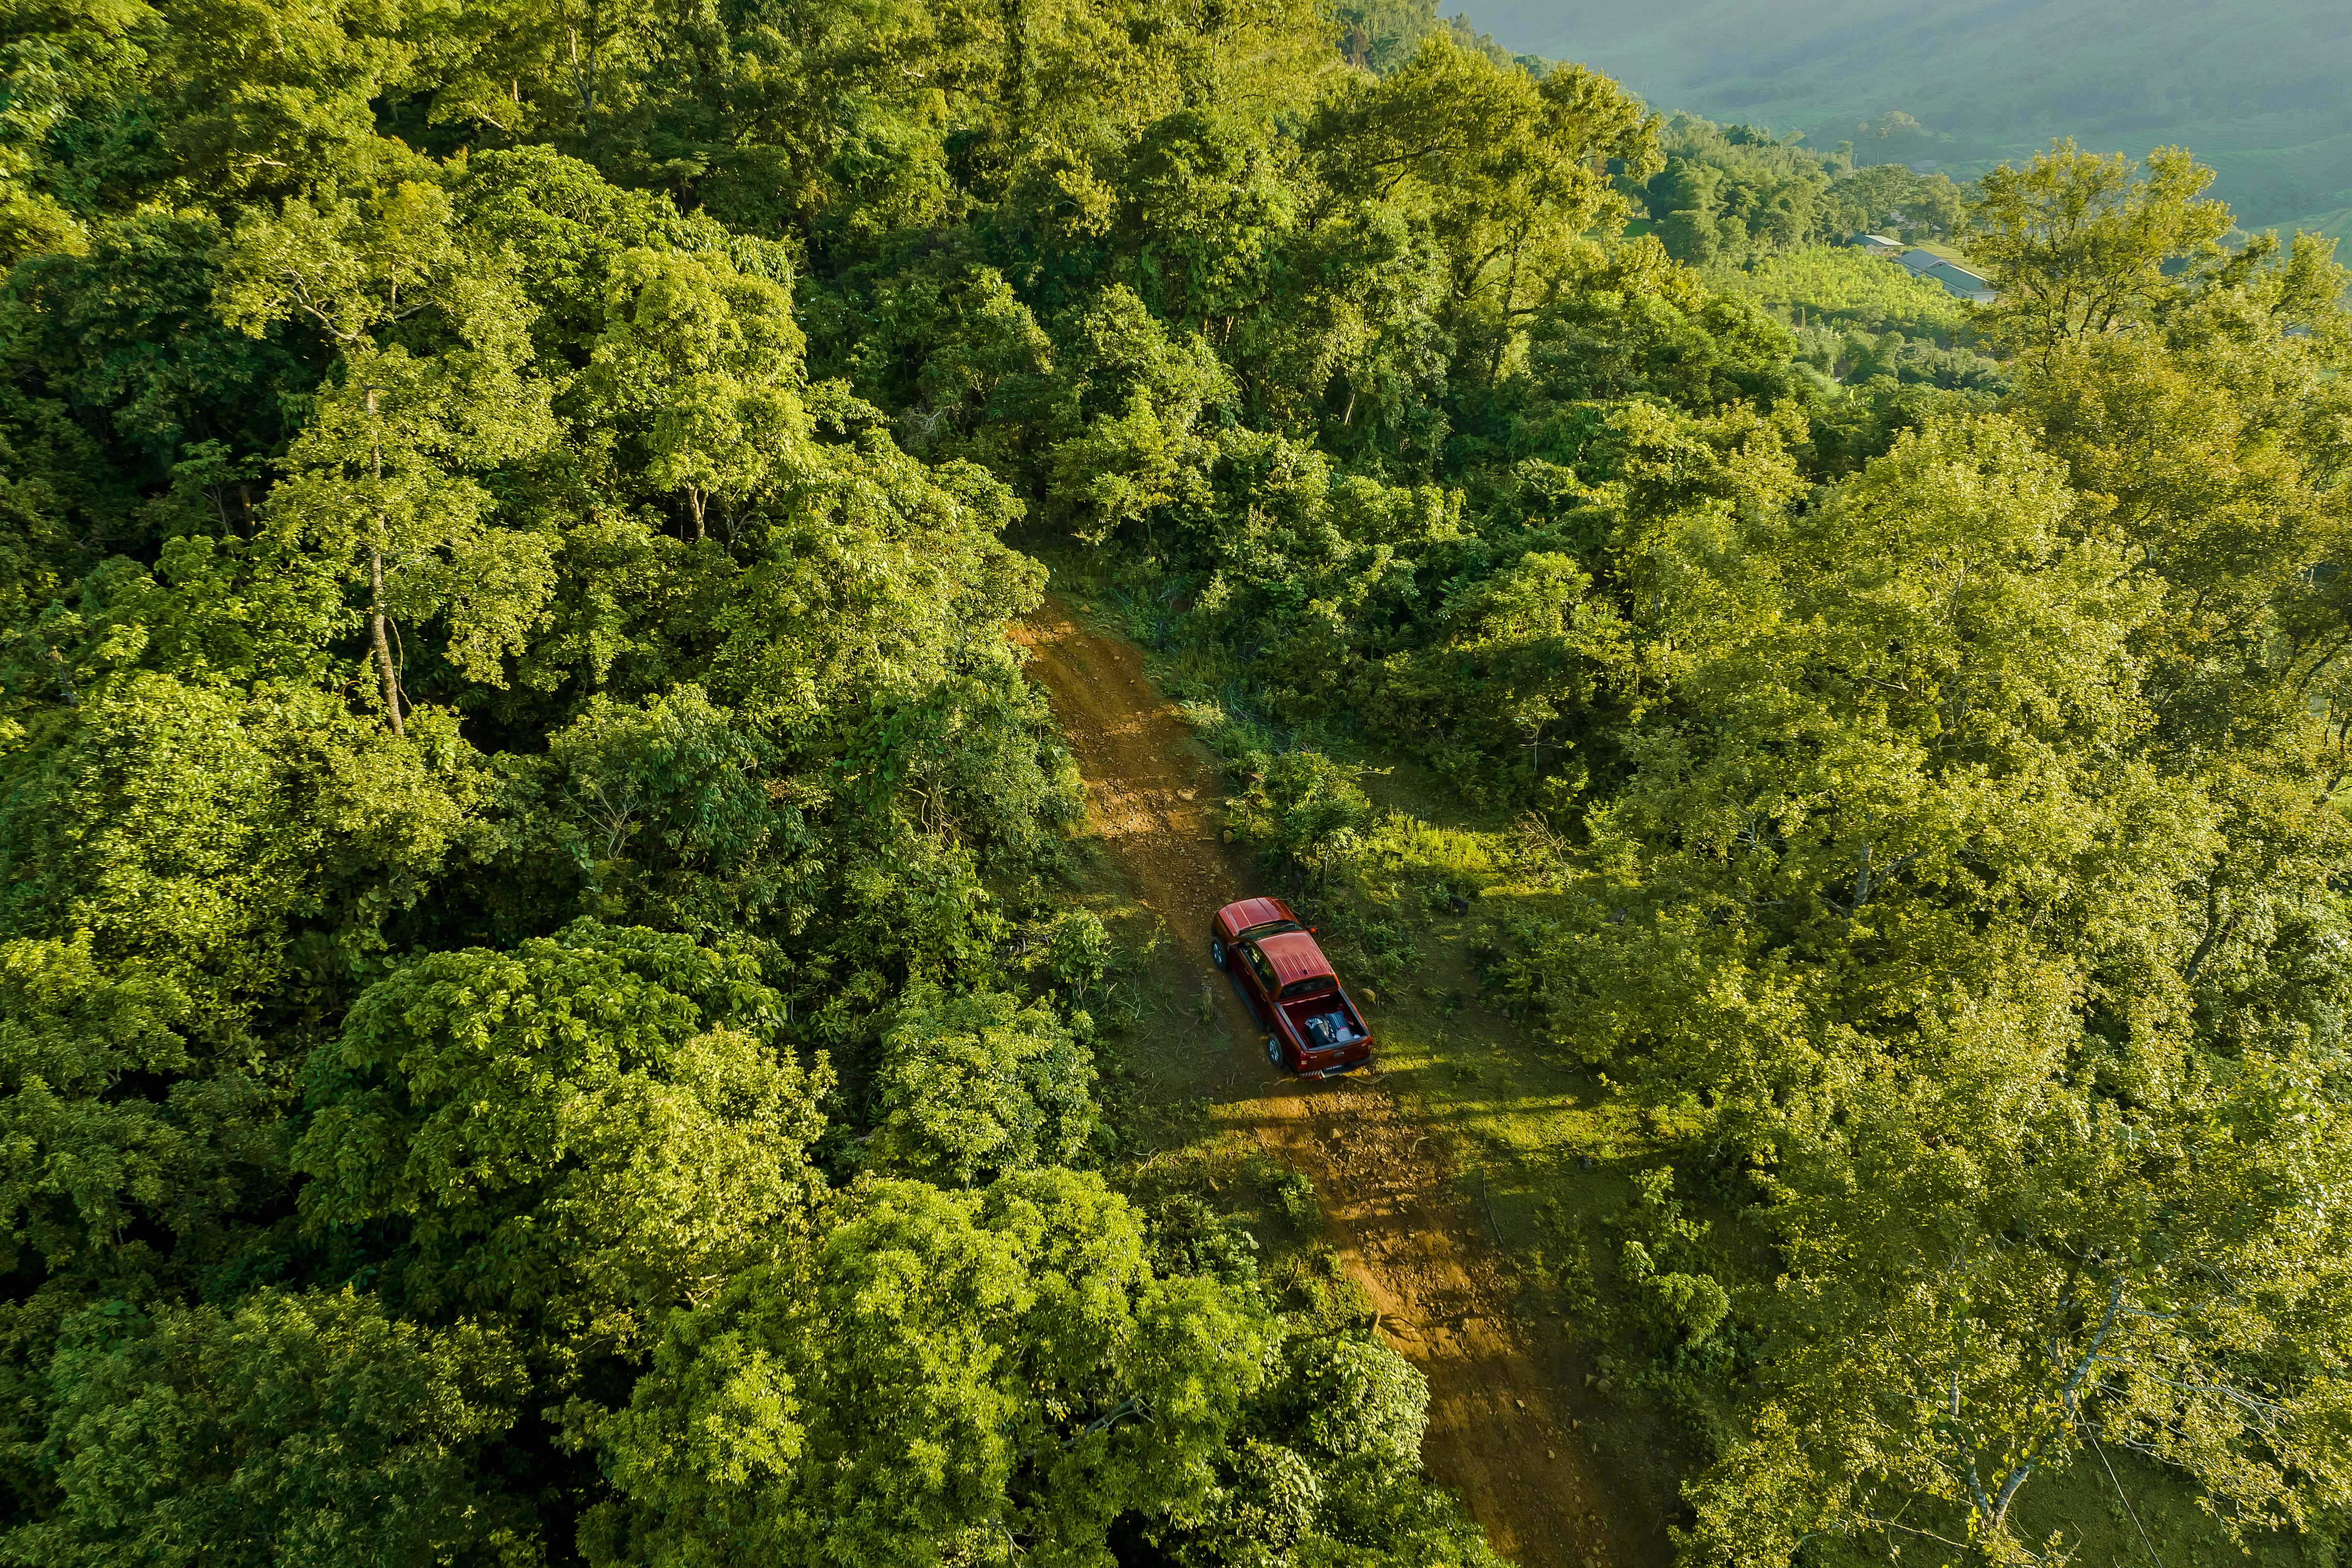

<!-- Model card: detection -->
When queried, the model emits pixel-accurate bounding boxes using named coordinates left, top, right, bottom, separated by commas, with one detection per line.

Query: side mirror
left=1309, top=926, right=1318, bottom=935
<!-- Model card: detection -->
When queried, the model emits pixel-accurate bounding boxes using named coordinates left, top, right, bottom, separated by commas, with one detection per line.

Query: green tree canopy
left=294, top=922, right=830, bottom=1364
left=869, top=982, right=1098, bottom=1187
left=588, top=1169, right=1269, bottom=1568
left=7, top=1289, right=527, bottom=1568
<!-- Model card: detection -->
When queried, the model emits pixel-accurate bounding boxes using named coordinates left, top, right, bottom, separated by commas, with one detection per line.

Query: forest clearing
left=1016, top=594, right=1673, bottom=1568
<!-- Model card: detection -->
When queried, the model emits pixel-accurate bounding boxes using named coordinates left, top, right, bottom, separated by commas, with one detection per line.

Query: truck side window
left=1245, top=944, right=1279, bottom=992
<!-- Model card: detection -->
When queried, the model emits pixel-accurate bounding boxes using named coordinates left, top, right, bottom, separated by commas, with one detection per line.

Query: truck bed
left=1281, top=990, right=1366, bottom=1050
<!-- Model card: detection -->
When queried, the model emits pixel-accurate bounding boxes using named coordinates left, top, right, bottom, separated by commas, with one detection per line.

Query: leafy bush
left=1271, top=1167, right=1319, bottom=1231
left=1041, top=908, right=1114, bottom=993
left=1226, top=749, right=1373, bottom=890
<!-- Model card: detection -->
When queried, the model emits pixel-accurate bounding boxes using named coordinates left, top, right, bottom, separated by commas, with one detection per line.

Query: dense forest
left=0, top=1, right=2348, bottom=1566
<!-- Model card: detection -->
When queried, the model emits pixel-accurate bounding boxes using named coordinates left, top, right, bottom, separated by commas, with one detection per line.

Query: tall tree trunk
left=1488, top=235, right=1527, bottom=385
left=367, top=386, right=403, bottom=737
left=370, top=545, right=403, bottom=737
left=999, top=0, right=1028, bottom=142
left=567, top=1, right=602, bottom=137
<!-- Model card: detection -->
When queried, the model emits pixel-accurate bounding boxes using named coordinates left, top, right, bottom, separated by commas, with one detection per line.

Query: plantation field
left=2280, top=207, right=2352, bottom=248
left=1704, top=246, right=1975, bottom=338
left=1455, top=0, right=2352, bottom=229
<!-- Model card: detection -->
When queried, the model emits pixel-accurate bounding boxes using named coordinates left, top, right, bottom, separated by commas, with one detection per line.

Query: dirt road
left=1014, top=597, right=1669, bottom=1568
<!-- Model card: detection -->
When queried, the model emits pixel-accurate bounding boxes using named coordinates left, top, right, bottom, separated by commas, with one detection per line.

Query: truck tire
left=1210, top=936, right=1228, bottom=970
left=1265, top=1035, right=1284, bottom=1070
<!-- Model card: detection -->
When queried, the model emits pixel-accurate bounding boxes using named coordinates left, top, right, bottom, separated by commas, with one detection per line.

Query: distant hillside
left=1447, top=0, right=2352, bottom=232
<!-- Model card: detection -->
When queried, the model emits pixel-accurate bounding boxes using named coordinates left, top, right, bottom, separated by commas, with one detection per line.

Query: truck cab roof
left=1253, top=929, right=1335, bottom=991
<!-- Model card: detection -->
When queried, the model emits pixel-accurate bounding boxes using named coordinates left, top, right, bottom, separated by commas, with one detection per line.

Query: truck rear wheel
left=1265, top=1035, right=1284, bottom=1070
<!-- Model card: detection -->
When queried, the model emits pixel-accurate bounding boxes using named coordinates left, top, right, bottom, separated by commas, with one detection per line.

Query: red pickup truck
left=1210, top=896, right=1373, bottom=1077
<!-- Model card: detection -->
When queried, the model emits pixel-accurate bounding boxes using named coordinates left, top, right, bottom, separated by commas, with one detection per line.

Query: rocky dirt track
left=1014, top=597, right=1669, bottom=1568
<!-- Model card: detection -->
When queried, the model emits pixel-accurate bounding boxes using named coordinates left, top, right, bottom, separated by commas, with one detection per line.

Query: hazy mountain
left=1449, top=0, right=2352, bottom=234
